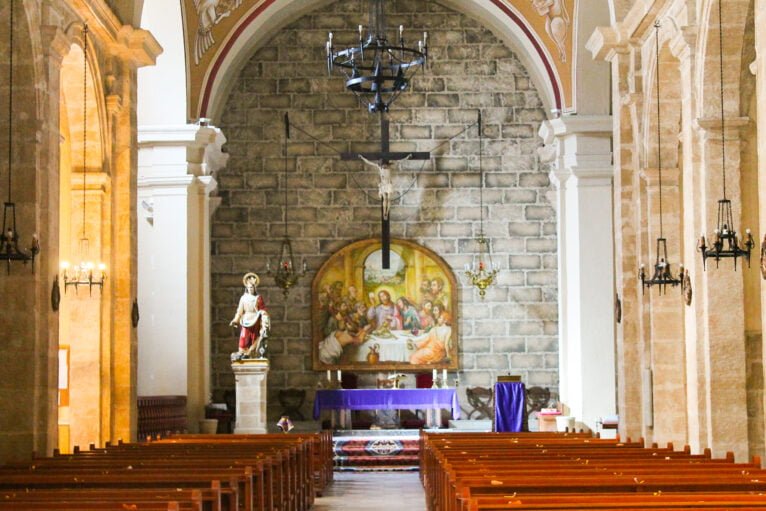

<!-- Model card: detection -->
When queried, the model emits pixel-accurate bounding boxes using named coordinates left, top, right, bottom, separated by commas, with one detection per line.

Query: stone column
left=232, top=360, right=270, bottom=434
left=604, top=39, right=645, bottom=442
left=639, top=167, right=687, bottom=447
left=754, top=0, right=766, bottom=456
left=672, top=27, right=708, bottom=455
left=696, top=118, right=750, bottom=460
left=137, top=124, right=225, bottom=431
left=539, top=115, right=616, bottom=432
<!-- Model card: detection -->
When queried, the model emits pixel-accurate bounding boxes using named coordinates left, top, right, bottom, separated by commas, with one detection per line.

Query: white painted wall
left=137, top=6, right=224, bottom=430
left=138, top=0, right=187, bottom=126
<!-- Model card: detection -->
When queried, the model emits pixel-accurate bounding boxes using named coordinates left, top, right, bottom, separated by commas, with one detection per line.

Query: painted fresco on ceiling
left=181, top=0, right=576, bottom=120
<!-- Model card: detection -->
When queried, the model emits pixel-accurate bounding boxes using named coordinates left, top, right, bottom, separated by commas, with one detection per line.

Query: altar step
left=332, top=431, right=420, bottom=471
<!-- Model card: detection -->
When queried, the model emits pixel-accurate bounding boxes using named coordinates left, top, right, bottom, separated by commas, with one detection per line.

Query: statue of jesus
left=359, top=154, right=412, bottom=220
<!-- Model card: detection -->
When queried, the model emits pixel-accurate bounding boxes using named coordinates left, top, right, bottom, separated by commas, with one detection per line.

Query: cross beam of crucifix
left=340, top=116, right=430, bottom=269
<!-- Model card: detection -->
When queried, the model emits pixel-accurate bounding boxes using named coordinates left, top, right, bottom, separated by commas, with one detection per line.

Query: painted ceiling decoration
left=181, top=0, right=576, bottom=121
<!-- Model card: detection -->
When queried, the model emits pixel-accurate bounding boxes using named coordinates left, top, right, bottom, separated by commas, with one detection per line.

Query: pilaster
left=137, top=124, right=226, bottom=431
left=638, top=167, right=687, bottom=447
left=539, top=115, right=616, bottom=432
left=755, top=0, right=766, bottom=460
left=694, top=118, right=750, bottom=460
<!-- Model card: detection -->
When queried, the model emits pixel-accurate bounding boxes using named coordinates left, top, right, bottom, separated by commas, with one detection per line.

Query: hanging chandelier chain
left=717, top=0, right=727, bottom=200
left=82, top=23, right=89, bottom=242
left=7, top=0, right=14, bottom=204
left=283, top=113, right=289, bottom=238
left=478, top=111, right=484, bottom=238
left=654, top=22, right=664, bottom=240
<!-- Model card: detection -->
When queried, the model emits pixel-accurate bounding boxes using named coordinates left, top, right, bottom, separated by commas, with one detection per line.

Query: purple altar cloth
left=494, top=382, right=525, bottom=432
left=313, top=388, right=460, bottom=420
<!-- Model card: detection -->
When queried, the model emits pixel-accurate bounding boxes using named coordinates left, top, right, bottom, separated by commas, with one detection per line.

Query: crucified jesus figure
left=359, top=154, right=412, bottom=220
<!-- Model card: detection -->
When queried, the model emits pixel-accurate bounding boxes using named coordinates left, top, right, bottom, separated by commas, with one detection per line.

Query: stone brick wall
left=212, top=0, right=558, bottom=421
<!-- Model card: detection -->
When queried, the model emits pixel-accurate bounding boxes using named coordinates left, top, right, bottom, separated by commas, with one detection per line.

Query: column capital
left=40, top=26, right=71, bottom=63
left=231, top=359, right=270, bottom=375
left=539, top=115, right=613, bottom=186
left=587, top=26, right=628, bottom=62
left=189, top=127, right=228, bottom=177
left=138, top=124, right=229, bottom=179
left=197, top=175, right=219, bottom=196
left=639, top=167, right=680, bottom=188
left=695, top=117, right=751, bottom=139
left=71, top=170, right=110, bottom=193
left=547, top=115, right=614, bottom=136
left=570, top=166, right=613, bottom=187
left=548, top=170, right=570, bottom=189
left=106, top=94, right=123, bottom=117
left=137, top=175, right=196, bottom=194
left=668, top=26, right=697, bottom=62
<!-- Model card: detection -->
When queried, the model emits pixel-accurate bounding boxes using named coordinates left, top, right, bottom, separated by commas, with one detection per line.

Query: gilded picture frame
left=312, top=238, right=459, bottom=371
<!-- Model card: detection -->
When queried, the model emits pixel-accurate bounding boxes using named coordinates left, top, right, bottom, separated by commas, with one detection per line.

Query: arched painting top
left=180, top=0, right=576, bottom=122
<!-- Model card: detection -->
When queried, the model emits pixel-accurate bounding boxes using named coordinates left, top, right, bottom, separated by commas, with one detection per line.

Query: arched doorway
left=57, top=36, right=108, bottom=453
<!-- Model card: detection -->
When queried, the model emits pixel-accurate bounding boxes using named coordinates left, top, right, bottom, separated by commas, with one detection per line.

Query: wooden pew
left=420, top=431, right=766, bottom=511
left=0, top=488, right=205, bottom=511
left=0, top=433, right=329, bottom=511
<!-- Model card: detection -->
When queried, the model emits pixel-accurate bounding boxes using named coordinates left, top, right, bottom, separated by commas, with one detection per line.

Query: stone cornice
left=63, top=0, right=162, bottom=68
left=138, top=124, right=229, bottom=178
left=67, top=0, right=123, bottom=40
left=111, top=26, right=162, bottom=68
left=138, top=125, right=209, bottom=145
left=71, top=170, right=110, bottom=192
left=137, top=175, right=196, bottom=190
left=570, top=165, right=614, bottom=187
left=40, top=26, right=72, bottom=62
left=547, top=115, right=614, bottom=137
left=586, top=26, right=625, bottom=62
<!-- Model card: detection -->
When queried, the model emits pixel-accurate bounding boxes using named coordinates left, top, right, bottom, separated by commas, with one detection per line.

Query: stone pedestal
left=231, top=360, right=270, bottom=434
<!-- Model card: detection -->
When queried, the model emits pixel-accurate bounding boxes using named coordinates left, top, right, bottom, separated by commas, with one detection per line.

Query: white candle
left=337, top=369, right=341, bottom=382
left=442, top=369, right=447, bottom=385
left=432, top=369, right=437, bottom=381
left=326, top=370, right=331, bottom=381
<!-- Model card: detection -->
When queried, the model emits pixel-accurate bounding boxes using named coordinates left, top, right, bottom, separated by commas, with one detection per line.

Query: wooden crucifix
left=341, top=115, right=429, bottom=269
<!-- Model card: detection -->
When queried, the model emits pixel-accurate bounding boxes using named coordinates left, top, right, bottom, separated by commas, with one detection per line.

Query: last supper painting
left=312, top=239, right=459, bottom=371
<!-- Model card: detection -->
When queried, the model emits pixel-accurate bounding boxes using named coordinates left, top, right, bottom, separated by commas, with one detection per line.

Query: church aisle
left=312, top=471, right=427, bottom=510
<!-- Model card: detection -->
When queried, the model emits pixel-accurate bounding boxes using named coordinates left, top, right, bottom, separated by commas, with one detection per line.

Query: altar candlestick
left=326, top=370, right=331, bottom=381
left=442, top=369, right=447, bottom=386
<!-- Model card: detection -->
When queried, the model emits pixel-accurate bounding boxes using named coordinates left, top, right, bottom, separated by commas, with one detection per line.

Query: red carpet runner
left=333, top=434, right=420, bottom=471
